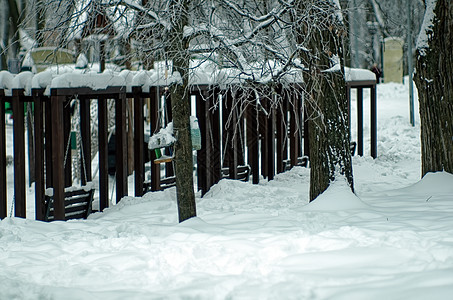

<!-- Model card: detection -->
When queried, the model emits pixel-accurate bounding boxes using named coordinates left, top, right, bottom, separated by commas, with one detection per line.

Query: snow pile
left=0, top=71, right=14, bottom=95
left=148, top=122, right=176, bottom=150
left=345, top=67, right=376, bottom=82
left=10, top=72, right=34, bottom=96
left=50, top=73, right=126, bottom=90
left=303, top=179, right=370, bottom=211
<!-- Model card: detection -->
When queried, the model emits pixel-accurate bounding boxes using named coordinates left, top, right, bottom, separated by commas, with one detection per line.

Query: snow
left=0, top=71, right=14, bottom=92
left=11, top=71, right=34, bottom=96
left=345, top=67, right=376, bottom=82
left=416, top=0, right=437, bottom=56
left=2, top=80, right=453, bottom=299
left=50, top=73, right=126, bottom=90
left=148, top=122, right=176, bottom=150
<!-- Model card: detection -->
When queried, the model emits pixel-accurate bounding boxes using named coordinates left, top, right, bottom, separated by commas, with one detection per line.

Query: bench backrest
left=45, top=189, right=94, bottom=222
left=221, top=165, right=251, bottom=182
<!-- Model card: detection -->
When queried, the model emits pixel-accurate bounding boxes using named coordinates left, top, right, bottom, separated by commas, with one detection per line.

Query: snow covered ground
left=1, top=80, right=453, bottom=299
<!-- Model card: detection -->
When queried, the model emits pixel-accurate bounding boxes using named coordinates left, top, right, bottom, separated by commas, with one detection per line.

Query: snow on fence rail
left=0, top=67, right=376, bottom=221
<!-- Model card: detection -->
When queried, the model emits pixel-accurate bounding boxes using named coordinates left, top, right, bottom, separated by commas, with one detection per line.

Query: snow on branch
left=114, top=0, right=171, bottom=30
left=219, top=0, right=287, bottom=23
left=416, top=0, right=437, bottom=57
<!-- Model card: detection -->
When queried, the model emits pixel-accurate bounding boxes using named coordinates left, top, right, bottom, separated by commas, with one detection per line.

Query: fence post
left=357, top=87, right=364, bottom=156
left=247, top=91, right=259, bottom=184
left=50, top=91, right=65, bottom=220
left=63, top=98, right=72, bottom=187
left=133, top=87, right=144, bottom=196
left=98, top=95, right=109, bottom=211
left=33, top=89, right=45, bottom=221
left=12, top=89, right=26, bottom=218
left=0, top=89, right=6, bottom=219
left=115, top=90, right=128, bottom=203
left=210, top=87, right=222, bottom=186
left=80, top=96, right=92, bottom=185
left=149, top=87, right=161, bottom=192
left=371, top=85, right=377, bottom=158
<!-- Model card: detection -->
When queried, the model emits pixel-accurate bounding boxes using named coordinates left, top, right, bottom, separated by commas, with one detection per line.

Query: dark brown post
left=100, top=41, right=106, bottom=73
left=347, top=84, right=351, bottom=137
left=266, top=96, right=275, bottom=180
left=33, top=89, right=45, bottom=221
left=196, top=89, right=209, bottom=194
left=259, top=96, right=268, bottom=178
left=246, top=94, right=259, bottom=184
left=223, top=89, right=237, bottom=178
left=12, top=89, right=26, bottom=218
left=80, top=97, right=92, bottom=185
left=357, top=87, right=363, bottom=156
left=115, top=91, right=128, bottom=203
left=98, top=96, right=109, bottom=211
left=63, top=98, right=72, bottom=187
left=133, top=87, right=144, bottom=196
left=296, top=93, right=303, bottom=158
left=276, top=90, right=285, bottom=174
left=303, top=108, right=310, bottom=158
left=45, top=100, right=53, bottom=187
left=236, top=92, right=246, bottom=167
left=289, top=91, right=299, bottom=167
left=0, top=90, right=6, bottom=218
left=50, top=92, right=65, bottom=220
left=149, top=87, right=160, bottom=191
left=164, top=91, right=174, bottom=177
left=371, top=85, right=377, bottom=159
left=210, top=87, right=222, bottom=186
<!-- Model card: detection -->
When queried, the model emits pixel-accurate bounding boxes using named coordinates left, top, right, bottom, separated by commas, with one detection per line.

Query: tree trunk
left=298, top=1, right=354, bottom=201
left=414, top=0, right=453, bottom=176
left=1, top=0, right=10, bottom=70
left=7, top=0, right=21, bottom=59
left=168, top=0, right=196, bottom=222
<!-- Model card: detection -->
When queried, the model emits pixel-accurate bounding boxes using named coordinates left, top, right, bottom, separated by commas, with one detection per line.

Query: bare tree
left=31, top=0, right=355, bottom=220
left=414, top=0, right=453, bottom=176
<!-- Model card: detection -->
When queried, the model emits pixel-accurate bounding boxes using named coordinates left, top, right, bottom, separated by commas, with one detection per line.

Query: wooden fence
left=1, top=75, right=376, bottom=221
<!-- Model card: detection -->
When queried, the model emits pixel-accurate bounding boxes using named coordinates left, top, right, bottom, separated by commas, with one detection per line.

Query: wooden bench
left=143, top=176, right=177, bottom=193
left=45, top=188, right=94, bottom=222
left=221, top=165, right=251, bottom=182
left=283, top=156, right=309, bottom=171
left=350, top=141, right=357, bottom=156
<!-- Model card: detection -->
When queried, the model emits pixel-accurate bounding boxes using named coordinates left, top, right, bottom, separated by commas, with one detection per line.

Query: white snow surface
left=2, top=80, right=453, bottom=299
left=345, top=67, right=376, bottom=82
